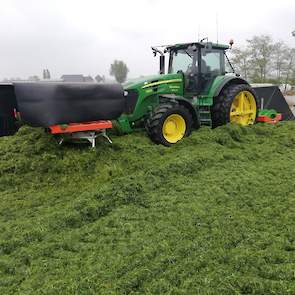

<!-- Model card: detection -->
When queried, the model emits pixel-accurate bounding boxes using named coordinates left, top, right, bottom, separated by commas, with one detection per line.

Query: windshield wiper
left=225, top=52, right=235, bottom=73
left=185, top=50, right=192, bottom=59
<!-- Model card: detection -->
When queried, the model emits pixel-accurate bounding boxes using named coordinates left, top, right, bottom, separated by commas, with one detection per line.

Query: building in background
left=61, top=75, right=94, bottom=82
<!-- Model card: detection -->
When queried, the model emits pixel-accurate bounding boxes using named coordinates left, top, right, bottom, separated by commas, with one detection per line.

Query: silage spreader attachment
left=0, top=82, right=126, bottom=146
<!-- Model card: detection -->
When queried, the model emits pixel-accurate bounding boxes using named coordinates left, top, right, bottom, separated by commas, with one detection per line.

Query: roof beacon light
left=229, top=39, right=234, bottom=49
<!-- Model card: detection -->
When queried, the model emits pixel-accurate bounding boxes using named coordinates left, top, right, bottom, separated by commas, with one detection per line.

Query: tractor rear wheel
left=145, top=102, right=193, bottom=146
left=211, top=84, right=258, bottom=128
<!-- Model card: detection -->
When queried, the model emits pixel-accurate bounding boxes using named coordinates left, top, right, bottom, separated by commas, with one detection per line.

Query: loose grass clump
left=0, top=123, right=295, bottom=294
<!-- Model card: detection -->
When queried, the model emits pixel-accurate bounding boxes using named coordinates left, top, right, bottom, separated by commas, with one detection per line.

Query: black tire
left=211, top=84, right=258, bottom=128
left=145, top=102, right=193, bottom=146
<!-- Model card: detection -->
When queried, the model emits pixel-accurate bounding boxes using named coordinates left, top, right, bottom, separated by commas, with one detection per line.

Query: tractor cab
left=166, top=42, right=231, bottom=95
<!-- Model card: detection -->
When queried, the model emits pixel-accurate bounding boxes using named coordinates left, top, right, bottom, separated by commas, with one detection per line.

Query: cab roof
left=166, top=42, right=229, bottom=51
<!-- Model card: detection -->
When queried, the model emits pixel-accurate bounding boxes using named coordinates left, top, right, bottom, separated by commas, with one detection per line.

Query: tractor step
left=198, top=106, right=212, bottom=127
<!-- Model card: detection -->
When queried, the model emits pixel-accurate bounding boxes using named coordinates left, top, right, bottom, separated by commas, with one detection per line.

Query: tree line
left=1, top=61, right=129, bottom=84
left=230, top=35, right=295, bottom=85
left=1, top=34, right=295, bottom=85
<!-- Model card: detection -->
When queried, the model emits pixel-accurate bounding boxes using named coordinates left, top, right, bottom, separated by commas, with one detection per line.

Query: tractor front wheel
left=145, top=102, right=193, bottom=146
left=211, top=84, right=258, bottom=128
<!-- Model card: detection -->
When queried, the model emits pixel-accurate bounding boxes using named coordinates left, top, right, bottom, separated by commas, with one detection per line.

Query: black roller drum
left=14, top=82, right=125, bottom=127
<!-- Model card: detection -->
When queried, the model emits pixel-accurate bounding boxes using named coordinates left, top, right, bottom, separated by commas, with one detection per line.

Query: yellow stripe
left=142, top=79, right=182, bottom=89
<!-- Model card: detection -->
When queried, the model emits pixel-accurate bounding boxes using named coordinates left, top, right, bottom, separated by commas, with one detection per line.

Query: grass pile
left=0, top=123, right=295, bottom=294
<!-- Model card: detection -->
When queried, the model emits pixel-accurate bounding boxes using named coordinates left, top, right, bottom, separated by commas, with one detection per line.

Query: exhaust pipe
left=151, top=47, right=165, bottom=74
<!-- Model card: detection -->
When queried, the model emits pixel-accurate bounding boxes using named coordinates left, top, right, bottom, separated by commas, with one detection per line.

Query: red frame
left=256, top=114, right=282, bottom=124
left=49, top=120, right=113, bottom=134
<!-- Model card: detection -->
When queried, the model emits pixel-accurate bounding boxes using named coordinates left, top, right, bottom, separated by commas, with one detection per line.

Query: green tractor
left=117, top=40, right=258, bottom=146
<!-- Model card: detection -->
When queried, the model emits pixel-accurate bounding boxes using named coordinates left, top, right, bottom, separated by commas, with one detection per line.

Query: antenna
left=216, top=13, right=219, bottom=44
left=197, top=25, right=200, bottom=42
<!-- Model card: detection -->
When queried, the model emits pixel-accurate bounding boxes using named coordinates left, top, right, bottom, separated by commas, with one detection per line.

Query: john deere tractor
left=117, top=41, right=258, bottom=146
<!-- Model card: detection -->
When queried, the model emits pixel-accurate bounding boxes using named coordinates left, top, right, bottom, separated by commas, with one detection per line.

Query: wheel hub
left=164, top=121, right=177, bottom=135
left=162, top=114, right=186, bottom=143
left=230, top=90, right=257, bottom=125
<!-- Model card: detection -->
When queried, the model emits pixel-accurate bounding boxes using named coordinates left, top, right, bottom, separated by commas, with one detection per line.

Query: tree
left=230, top=47, right=252, bottom=80
left=110, top=60, right=129, bottom=83
left=43, top=69, right=51, bottom=79
left=290, top=68, right=295, bottom=86
left=246, top=35, right=274, bottom=82
left=272, top=41, right=289, bottom=81
left=230, top=34, right=294, bottom=84
left=282, top=48, right=295, bottom=88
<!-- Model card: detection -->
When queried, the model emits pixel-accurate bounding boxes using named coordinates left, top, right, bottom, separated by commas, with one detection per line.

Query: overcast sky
left=0, top=0, right=294, bottom=80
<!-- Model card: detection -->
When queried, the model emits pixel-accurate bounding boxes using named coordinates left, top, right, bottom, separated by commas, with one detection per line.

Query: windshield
left=169, top=49, right=196, bottom=74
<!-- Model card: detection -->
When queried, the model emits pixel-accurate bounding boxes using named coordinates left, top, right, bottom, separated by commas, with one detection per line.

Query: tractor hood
left=123, top=75, right=162, bottom=89
left=123, top=73, right=182, bottom=91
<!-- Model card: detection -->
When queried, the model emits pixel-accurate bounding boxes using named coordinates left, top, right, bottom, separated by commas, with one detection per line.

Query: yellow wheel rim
left=230, top=90, right=257, bottom=125
left=162, top=114, right=186, bottom=143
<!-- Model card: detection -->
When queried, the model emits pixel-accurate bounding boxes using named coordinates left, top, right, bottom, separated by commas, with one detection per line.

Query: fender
left=213, top=76, right=249, bottom=97
left=160, top=94, right=200, bottom=128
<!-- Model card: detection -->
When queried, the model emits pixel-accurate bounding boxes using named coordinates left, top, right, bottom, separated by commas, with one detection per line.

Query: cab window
left=169, top=49, right=196, bottom=74
left=201, top=50, right=223, bottom=74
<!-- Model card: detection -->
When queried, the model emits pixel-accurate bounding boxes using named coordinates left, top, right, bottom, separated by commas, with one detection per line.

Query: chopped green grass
left=0, top=123, right=295, bottom=294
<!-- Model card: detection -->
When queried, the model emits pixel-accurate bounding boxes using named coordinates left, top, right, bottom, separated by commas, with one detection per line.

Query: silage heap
left=0, top=123, right=295, bottom=294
